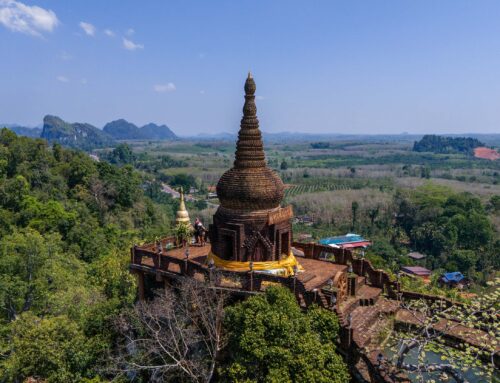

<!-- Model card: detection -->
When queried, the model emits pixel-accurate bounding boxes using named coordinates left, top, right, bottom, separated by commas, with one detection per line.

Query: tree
left=488, top=195, right=500, bottom=212
left=411, top=222, right=456, bottom=257
left=107, top=143, right=136, bottom=165
left=446, top=250, right=478, bottom=274
left=451, top=211, right=492, bottom=250
left=351, top=200, right=359, bottom=231
left=114, top=278, right=227, bottom=383
left=222, top=286, right=349, bottom=383
left=68, top=154, right=97, bottom=188
left=169, top=173, right=197, bottom=192
left=0, top=229, right=55, bottom=321
left=368, top=205, right=380, bottom=227
left=280, top=160, right=288, bottom=170
left=1, top=313, right=95, bottom=382
left=420, top=166, right=431, bottom=179
left=174, top=222, right=193, bottom=246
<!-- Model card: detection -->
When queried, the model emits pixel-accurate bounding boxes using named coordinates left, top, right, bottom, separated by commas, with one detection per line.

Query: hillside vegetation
left=0, top=129, right=175, bottom=381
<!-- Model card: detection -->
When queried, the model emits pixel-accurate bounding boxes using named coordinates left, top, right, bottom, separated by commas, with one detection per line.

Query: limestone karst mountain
left=41, top=115, right=116, bottom=150
left=103, top=119, right=177, bottom=140
left=2, top=116, right=177, bottom=150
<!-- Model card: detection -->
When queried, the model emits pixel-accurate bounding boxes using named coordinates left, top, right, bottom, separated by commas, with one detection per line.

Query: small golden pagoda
left=175, top=187, right=190, bottom=225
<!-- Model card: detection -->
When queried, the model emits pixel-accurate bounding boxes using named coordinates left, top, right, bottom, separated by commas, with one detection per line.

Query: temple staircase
left=336, top=275, right=400, bottom=349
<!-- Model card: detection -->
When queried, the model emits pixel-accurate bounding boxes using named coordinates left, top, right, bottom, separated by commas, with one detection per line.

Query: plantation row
left=284, top=183, right=352, bottom=197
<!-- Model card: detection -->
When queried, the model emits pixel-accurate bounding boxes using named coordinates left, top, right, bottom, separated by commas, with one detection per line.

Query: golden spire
left=175, top=187, right=190, bottom=225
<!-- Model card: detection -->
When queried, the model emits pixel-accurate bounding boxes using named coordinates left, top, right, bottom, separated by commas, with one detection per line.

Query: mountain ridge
left=2, top=116, right=178, bottom=149
left=103, top=119, right=177, bottom=140
left=41, top=115, right=116, bottom=150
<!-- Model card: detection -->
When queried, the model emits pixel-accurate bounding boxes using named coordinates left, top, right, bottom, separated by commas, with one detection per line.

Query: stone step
left=339, top=295, right=360, bottom=316
left=356, top=276, right=366, bottom=288
left=350, top=305, right=383, bottom=347
left=349, top=298, right=401, bottom=348
left=318, top=291, right=330, bottom=308
left=356, top=285, right=382, bottom=306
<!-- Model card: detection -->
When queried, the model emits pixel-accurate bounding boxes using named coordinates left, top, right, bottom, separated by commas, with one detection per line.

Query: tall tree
left=222, top=286, right=349, bottom=383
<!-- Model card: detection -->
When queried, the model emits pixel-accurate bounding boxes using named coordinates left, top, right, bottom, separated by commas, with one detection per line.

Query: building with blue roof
left=438, top=272, right=469, bottom=288
left=318, top=233, right=371, bottom=250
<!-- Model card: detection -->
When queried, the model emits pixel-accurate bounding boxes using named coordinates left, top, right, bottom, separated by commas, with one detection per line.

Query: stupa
left=175, top=187, right=190, bottom=225
left=208, top=73, right=299, bottom=275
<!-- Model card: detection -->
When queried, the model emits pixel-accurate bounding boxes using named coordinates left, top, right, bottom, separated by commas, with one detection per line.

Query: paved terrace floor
left=135, top=243, right=347, bottom=291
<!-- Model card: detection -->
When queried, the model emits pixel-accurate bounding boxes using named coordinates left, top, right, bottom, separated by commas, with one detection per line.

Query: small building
left=319, top=233, right=371, bottom=250
left=401, top=266, right=432, bottom=282
left=439, top=272, right=469, bottom=289
left=407, top=251, right=426, bottom=261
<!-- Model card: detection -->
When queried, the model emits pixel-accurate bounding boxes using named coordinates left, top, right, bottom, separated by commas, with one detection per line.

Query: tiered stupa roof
left=216, top=73, right=284, bottom=211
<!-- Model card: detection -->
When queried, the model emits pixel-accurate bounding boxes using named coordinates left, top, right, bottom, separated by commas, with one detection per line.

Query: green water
left=383, top=337, right=499, bottom=383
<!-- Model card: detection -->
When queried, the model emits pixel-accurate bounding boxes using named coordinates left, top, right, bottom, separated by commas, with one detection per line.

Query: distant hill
left=41, top=115, right=116, bottom=150
left=140, top=122, right=177, bottom=140
left=103, top=119, right=177, bottom=140
left=413, top=135, right=485, bottom=155
left=1, top=124, right=42, bottom=138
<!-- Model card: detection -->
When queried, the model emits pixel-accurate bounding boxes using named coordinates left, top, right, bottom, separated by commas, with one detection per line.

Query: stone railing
left=293, top=241, right=398, bottom=297
left=131, top=242, right=317, bottom=306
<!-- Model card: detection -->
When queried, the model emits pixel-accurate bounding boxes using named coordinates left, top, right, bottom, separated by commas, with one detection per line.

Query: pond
left=383, top=334, right=499, bottom=383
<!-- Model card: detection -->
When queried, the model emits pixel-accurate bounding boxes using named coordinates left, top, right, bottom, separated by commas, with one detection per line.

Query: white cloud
left=256, top=95, right=265, bottom=100
left=123, top=37, right=143, bottom=51
left=126, top=28, right=134, bottom=36
left=59, top=51, right=72, bottom=60
left=56, top=75, right=69, bottom=83
left=154, top=83, right=176, bottom=93
left=0, top=0, right=58, bottom=36
left=199, top=90, right=205, bottom=94
left=81, top=78, right=87, bottom=85
left=104, top=28, right=114, bottom=37
left=79, top=21, right=95, bottom=36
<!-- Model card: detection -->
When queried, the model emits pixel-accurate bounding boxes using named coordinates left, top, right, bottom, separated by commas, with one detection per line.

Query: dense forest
left=413, top=134, right=484, bottom=154
left=0, top=129, right=176, bottom=381
left=290, top=182, right=498, bottom=286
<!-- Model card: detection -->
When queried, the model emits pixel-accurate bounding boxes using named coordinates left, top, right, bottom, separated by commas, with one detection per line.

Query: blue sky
left=1, top=0, right=500, bottom=135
